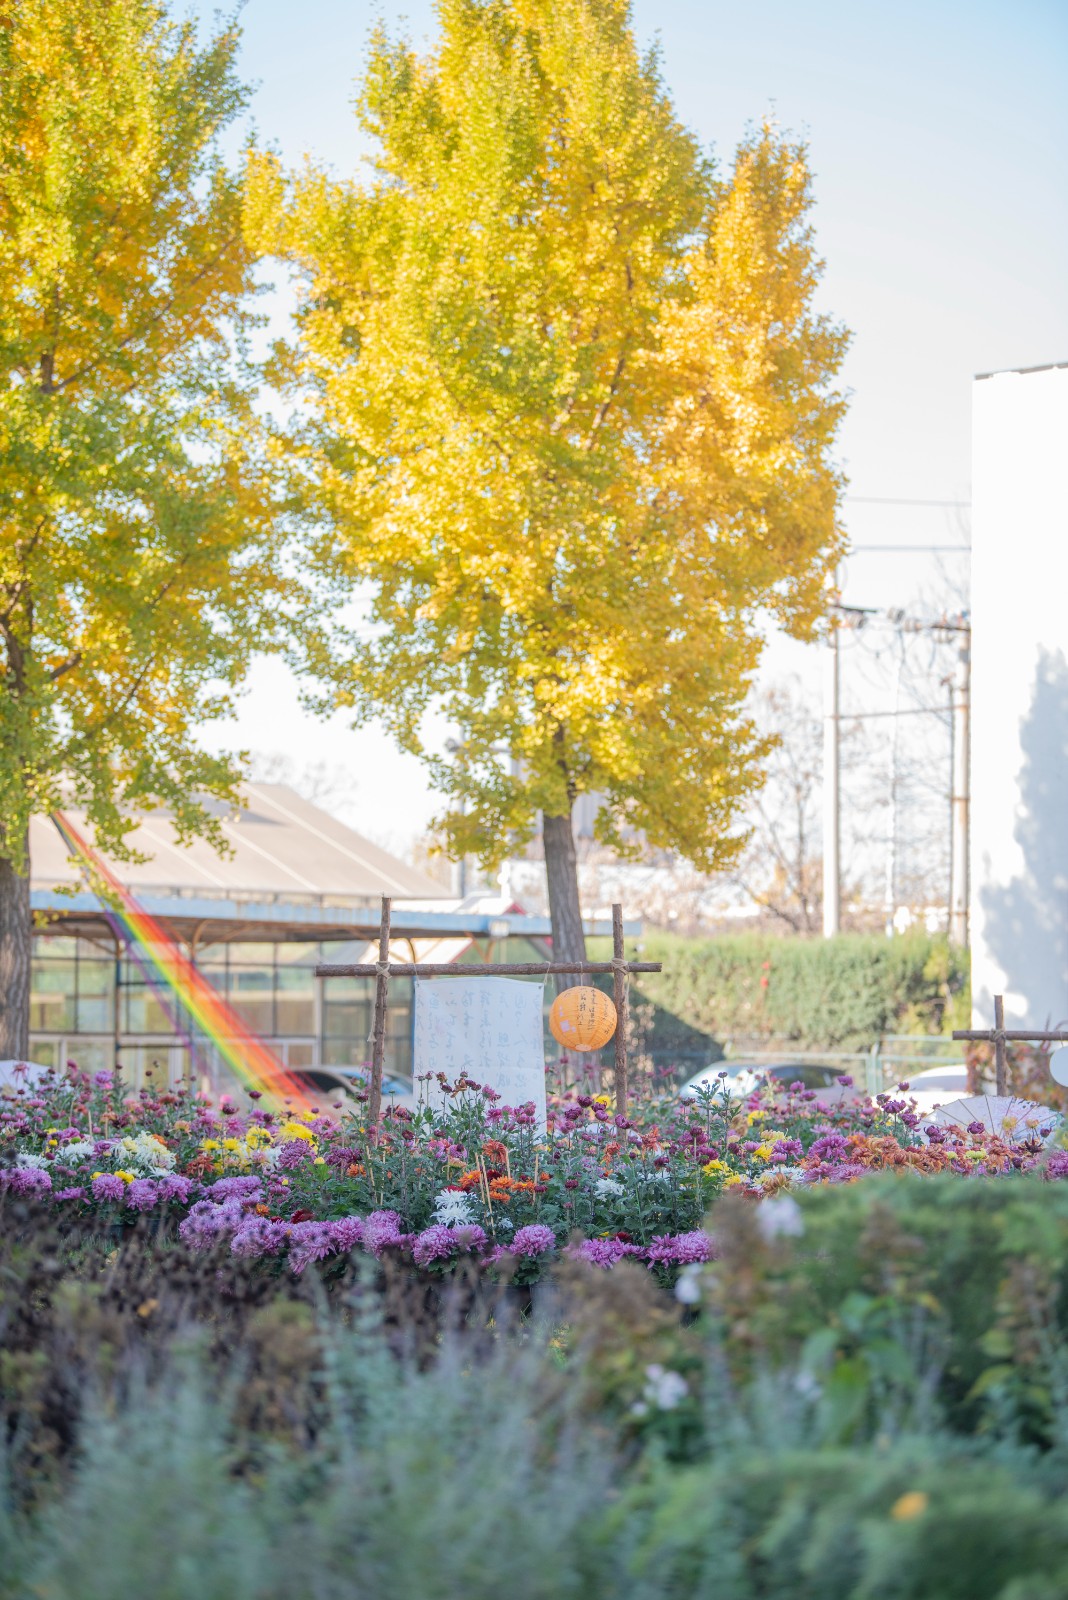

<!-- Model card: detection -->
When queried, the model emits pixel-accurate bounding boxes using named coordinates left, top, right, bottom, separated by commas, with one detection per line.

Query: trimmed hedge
left=591, top=930, right=968, bottom=1052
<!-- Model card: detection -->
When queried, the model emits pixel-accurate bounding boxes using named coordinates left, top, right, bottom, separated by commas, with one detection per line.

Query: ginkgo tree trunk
left=258, top=0, right=849, bottom=971
left=0, top=0, right=309, bottom=1057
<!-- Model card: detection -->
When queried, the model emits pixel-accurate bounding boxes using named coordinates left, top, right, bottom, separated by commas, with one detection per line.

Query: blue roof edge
left=30, top=889, right=640, bottom=941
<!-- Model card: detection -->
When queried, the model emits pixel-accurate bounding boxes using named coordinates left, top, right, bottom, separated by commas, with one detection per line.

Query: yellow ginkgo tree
left=263, top=0, right=850, bottom=967
left=0, top=0, right=313, bottom=1056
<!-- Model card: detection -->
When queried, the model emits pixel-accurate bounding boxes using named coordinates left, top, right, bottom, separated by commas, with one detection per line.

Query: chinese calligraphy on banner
left=414, top=976, right=547, bottom=1131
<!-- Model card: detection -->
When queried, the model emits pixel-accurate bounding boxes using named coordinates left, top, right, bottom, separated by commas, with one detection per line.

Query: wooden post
left=994, top=992, right=1007, bottom=1097
left=369, top=896, right=391, bottom=1131
left=612, top=903, right=628, bottom=1114
left=313, top=911, right=663, bottom=1117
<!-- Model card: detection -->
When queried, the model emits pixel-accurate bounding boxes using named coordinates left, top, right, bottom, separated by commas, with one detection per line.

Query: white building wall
left=970, top=364, right=1068, bottom=1029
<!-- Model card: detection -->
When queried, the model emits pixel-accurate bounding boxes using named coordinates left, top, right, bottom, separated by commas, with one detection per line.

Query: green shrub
left=591, top=929, right=969, bottom=1053
left=706, top=1175, right=1068, bottom=1445
left=625, top=1444, right=1068, bottom=1600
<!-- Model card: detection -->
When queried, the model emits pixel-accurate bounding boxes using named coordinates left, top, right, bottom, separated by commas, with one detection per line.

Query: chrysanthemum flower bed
left=2, top=1063, right=1065, bottom=1285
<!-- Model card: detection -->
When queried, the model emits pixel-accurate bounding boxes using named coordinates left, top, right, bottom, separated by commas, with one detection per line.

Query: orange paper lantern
left=549, top=985, right=617, bottom=1051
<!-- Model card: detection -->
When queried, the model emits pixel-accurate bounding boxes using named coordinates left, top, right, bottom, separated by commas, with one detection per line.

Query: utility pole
left=822, top=615, right=841, bottom=937
left=883, top=640, right=905, bottom=937
left=949, top=633, right=970, bottom=945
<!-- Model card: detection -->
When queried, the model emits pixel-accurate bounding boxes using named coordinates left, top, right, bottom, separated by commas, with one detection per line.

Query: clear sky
left=192, top=0, right=1068, bottom=850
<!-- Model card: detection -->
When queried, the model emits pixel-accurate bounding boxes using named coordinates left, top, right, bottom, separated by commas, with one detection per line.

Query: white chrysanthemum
left=641, top=1364, right=689, bottom=1411
left=674, top=1264, right=704, bottom=1306
left=432, top=1189, right=475, bottom=1227
left=15, top=1151, right=50, bottom=1170
left=58, top=1140, right=96, bottom=1163
left=594, top=1177, right=624, bottom=1199
left=121, top=1132, right=176, bottom=1175
left=756, top=1195, right=805, bottom=1241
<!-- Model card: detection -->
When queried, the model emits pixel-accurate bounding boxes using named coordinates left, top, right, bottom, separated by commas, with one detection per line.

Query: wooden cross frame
left=314, top=896, right=661, bottom=1126
left=953, top=994, right=1068, bottom=1096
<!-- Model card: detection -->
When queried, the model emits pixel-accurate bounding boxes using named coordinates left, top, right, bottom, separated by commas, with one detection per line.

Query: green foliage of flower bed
left=595, top=929, right=970, bottom=1053
left=4, top=1262, right=1068, bottom=1600
left=707, top=1176, right=1068, bottom=1447
left=8, top=1066, right=1068, bottom=1597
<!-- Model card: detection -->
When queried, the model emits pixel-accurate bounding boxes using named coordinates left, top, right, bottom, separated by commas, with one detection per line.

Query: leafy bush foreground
left=5, top=1174, right=1068, bottom=1599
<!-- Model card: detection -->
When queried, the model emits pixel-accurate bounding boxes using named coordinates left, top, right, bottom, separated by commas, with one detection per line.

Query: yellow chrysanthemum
left=281, top=1121, right=316, bottom=1143
left=702, top=1159, right=730, bottom=1177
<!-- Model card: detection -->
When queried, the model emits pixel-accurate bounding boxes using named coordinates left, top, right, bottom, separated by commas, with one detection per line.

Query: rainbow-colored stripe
left=51, top=810, right=313, bottom=1109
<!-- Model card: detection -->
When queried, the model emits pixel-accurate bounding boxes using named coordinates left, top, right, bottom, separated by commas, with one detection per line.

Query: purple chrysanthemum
left=451, top=1223, right=488, bottom=1254
left=53, top=1185, right=86, bottom=1202
left=328, top=1215, right=365, bottom=1251
left=413, top=1224, right=459, bottom=1266
left=278, top=1139, right=311, bottom=1170
left=125, top=1178, right=159, bottom=1211
left=511, top=1224, right=557, bottom=1258
left=0, top=1166, right=53, bottom=1195
left=808, top=1132, right=850, bottom=1163
left=362, top=1209, right=405, bottom=1256
left=769, top=1138, right=804, bottom=1163
left=179, top=1196, right=245, bottom=1246
left=206, top=1175, right=263, bottom=1201
left=324, top=1146, right=360, bottom=1170
left=287, top=1220, right=337, bottom=1273
left=91, top=1173, right=125, bottom=1204
left=645, top=1230, right=714, bottom=1265
left=568, top=1237, right=634, bottom=1269
left=801, top=1161, right=869, bottom=1185
left=230, top=1216, right=291, bottom=1258
left=156, top=1174, right=194, bottom=1203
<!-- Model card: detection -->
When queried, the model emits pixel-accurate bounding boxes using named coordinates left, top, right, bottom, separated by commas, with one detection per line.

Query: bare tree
left=729, top=680, right=828, bottom=931
left=245, top=751, right=358, bottom=815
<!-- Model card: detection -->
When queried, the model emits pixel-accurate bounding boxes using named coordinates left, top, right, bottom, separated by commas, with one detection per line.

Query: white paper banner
left=414, top=976, right=546, bottom=1131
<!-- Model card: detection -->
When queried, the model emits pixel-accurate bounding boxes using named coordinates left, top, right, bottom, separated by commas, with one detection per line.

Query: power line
left=841, top=706, right=949, bottom=721
left=844, top=496, right=971, bottom=508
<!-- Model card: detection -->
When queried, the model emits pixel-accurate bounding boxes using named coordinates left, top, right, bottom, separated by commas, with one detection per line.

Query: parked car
left=288, top=1065, right=417, bottom=1110
left=681, top=1060, right=853, bottom=1100
left=895, top=1063, right=970, bottom=1115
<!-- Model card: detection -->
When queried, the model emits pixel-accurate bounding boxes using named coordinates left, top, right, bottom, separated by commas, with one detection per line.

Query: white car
left=891, top=1063, right=970, bottom=1116
left=681, top=1060, right=853, bottom=1100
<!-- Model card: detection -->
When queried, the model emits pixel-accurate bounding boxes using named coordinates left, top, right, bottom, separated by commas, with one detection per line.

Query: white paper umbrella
left=1050, top=1049, right=1068, bottom=1087
left=924, top=1094, right=1061, bottom=1144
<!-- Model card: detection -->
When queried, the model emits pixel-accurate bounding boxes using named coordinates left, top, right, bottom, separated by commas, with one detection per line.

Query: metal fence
left=720, top=1035, right=968, bottom=1097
